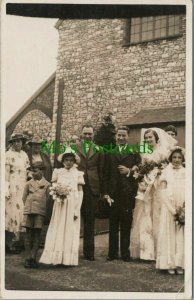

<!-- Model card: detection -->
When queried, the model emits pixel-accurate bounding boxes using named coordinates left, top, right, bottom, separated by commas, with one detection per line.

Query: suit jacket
left=76, top=142, right=104, bottom=196
left=103, top=149, right=141, bottom=209
left=23, top=177, right=50, bottom=216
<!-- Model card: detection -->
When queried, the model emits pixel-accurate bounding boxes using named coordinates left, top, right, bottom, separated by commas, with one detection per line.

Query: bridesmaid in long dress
left=39, top=148, right=84, bottom=266
left=156, top=147, right=185, bottom=275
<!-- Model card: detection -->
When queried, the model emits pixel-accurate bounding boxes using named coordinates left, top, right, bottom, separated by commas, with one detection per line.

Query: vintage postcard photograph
left=1, top=0, right=192, bottom=299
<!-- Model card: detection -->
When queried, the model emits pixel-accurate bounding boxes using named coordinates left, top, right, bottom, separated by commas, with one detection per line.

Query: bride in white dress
left=130, top=128, right=177, bottom=260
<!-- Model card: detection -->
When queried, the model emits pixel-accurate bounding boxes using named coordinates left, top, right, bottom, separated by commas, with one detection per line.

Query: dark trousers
left=108, top=201, right=133, bottom=259
left=25, top=228, right=41, bottom=260
left=81, top=184, right=98, bottom=258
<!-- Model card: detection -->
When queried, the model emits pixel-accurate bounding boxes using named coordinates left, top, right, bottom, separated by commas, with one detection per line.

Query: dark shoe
left=106, top=256, right=118, bottom=261
left=84, top=256, right=95, bottom=261
left=122, top=257, right=131, bottom=262
left=31, top=259, right=39, bottom=268
left=24, top=259, right=32, bottom=268
left=7, top=246, right=21, bottom=254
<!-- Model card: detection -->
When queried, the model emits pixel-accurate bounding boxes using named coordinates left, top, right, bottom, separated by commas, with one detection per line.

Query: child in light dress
left=156, top=147, right=185, bottom=275
left=39, top=148, right=84, bottom=266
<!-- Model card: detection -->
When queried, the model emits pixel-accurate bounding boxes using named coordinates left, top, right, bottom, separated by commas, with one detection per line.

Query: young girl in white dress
left=156, top=147, right=185, bottom=275
left=39, top=148, right=84, bottom=266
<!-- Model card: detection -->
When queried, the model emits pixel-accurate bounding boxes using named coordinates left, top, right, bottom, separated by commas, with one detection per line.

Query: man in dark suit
left=103, top=126, right=141, bottom=262
left=76, top=125, right=104, bottom=261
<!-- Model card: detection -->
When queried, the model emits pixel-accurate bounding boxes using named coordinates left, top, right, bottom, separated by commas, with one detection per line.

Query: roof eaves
left=55, top=19, right=63, bottom=29
left=6, top=72, right=56, bottom=128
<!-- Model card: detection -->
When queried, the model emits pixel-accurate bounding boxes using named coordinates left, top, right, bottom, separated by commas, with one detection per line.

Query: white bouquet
left=49, top=183, right=72, bottom=203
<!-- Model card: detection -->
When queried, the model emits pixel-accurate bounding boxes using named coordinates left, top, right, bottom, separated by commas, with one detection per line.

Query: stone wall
left=14, top=109, right=52, bottom=142
left=52, top=17, right=186, bottom=141
left=6, top=75, right=55, bottom=144
left=33, top=79, right=55, bottom=111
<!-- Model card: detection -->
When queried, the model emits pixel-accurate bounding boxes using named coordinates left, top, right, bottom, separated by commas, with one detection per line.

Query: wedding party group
left=5, top=123, right=185, bottom=276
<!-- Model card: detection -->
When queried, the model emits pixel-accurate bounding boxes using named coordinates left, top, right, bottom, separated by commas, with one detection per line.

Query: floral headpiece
left=57, top=147, right=80, bottom=164
left=168, top=146, right=185, bottom=161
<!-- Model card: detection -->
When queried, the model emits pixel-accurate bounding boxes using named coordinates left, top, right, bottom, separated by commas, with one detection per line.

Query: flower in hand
left=49, top=183, right=71, bottom=203
left=103, top=195, right=114, bottom=207
left=174, top=203, right=185, bottom=227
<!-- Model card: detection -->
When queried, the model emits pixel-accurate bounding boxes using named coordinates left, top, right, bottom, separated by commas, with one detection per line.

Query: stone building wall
left=51, top=16, right=186, bottom=141
left=14, top=109, right=52, bottom=142
left=33, top=79, right=55, bottom=111
left=6, top=75, right=55, bottom=143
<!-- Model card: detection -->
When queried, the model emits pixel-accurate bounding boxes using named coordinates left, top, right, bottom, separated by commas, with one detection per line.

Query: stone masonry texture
left=51, top=17, right=186, bottom=142
left=14, top=109, right=52, bottom=142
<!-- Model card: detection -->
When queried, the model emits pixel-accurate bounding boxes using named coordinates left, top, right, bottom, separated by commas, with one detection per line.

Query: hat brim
left=58, top=153, right=80, bottom=164
left=8, top=137, right=27, bottom=143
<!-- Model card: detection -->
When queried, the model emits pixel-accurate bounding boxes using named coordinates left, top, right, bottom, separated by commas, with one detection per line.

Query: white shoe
left=168, top=269, right=175, bottom=275
left=176, top=268, right=184, bottom=275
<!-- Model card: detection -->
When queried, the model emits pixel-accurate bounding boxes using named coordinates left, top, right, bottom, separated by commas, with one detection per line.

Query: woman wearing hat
left=5, top=133, right=30, bottom=253
left=27, top=136, right=52, bottom=182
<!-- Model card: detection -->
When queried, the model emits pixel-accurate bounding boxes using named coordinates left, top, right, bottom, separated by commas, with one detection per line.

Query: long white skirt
left=39, top=197, right=80, bottom=266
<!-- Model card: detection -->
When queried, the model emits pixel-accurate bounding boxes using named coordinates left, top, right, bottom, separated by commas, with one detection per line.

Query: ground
left=5, top=233, right=184, bottom=293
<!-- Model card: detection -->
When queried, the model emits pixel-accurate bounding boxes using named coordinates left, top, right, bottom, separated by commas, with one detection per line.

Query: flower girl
left=156, top=147, right=185, bottom=275
left=39, top=148, right=84, bottom=266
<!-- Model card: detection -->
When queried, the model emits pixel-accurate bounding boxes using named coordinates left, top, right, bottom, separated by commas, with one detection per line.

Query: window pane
left=168, top=26, right=175, bottom=36
left=147, top=30, right=153, bottom=40
left=169, top=16, right=175, bottom=26
left=174, top=26, right=180, bottom=35
left=142, top=30, right=153, bottom=41
left=174, top=16, right=180, bottom=25
left=130, top=33, right=140, bottom=43
left=148, top=18, right=154, bottom=30
left=132, top=18, right=141, bottom=25
left=161, top=27, right=167, bottom=37
left=134, top=24, right=141, bottom=33
left=142, top=17, right=148, bottom=24
left=155, top=18, right=161, bottom=29
left=155, top=29, right=161, bottom=39
left=161, top=18, right=167, bottom=28
left=142, top=22, right=148, bottom=32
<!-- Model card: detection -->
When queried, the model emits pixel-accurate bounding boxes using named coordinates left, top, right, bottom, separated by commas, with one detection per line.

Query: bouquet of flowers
left=49, top=183, right=72, bottom=203
left=132, top=160, right=162, bottom=182
left=174, top=202, right=185, bottom=227
left=132, top=160, right=163, bottom=202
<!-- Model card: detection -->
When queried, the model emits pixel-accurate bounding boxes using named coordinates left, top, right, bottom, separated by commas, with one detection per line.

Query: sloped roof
left=124, top=106, right=185, bottom=127
left=6, top=72, right=56, bottom=128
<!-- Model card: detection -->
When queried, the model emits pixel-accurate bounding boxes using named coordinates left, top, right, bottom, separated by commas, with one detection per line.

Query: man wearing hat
left=22, top=161, right=50, bottom=268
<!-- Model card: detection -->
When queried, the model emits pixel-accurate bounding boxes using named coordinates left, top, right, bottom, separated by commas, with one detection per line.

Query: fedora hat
left=28, top=136, right=45, bottom=145
left=8, top=133, right=27, bottom=143
left=30, top=161, right=45, bottom=170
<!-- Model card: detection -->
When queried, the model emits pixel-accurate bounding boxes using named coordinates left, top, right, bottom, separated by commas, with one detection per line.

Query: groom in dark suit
left=76, top=125, right=104, bottom=261
left=103, top=126, right=141, bottom=261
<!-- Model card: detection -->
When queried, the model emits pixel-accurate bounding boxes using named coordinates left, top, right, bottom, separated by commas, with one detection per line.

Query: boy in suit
left=22, top=161, right=50, bottom=268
